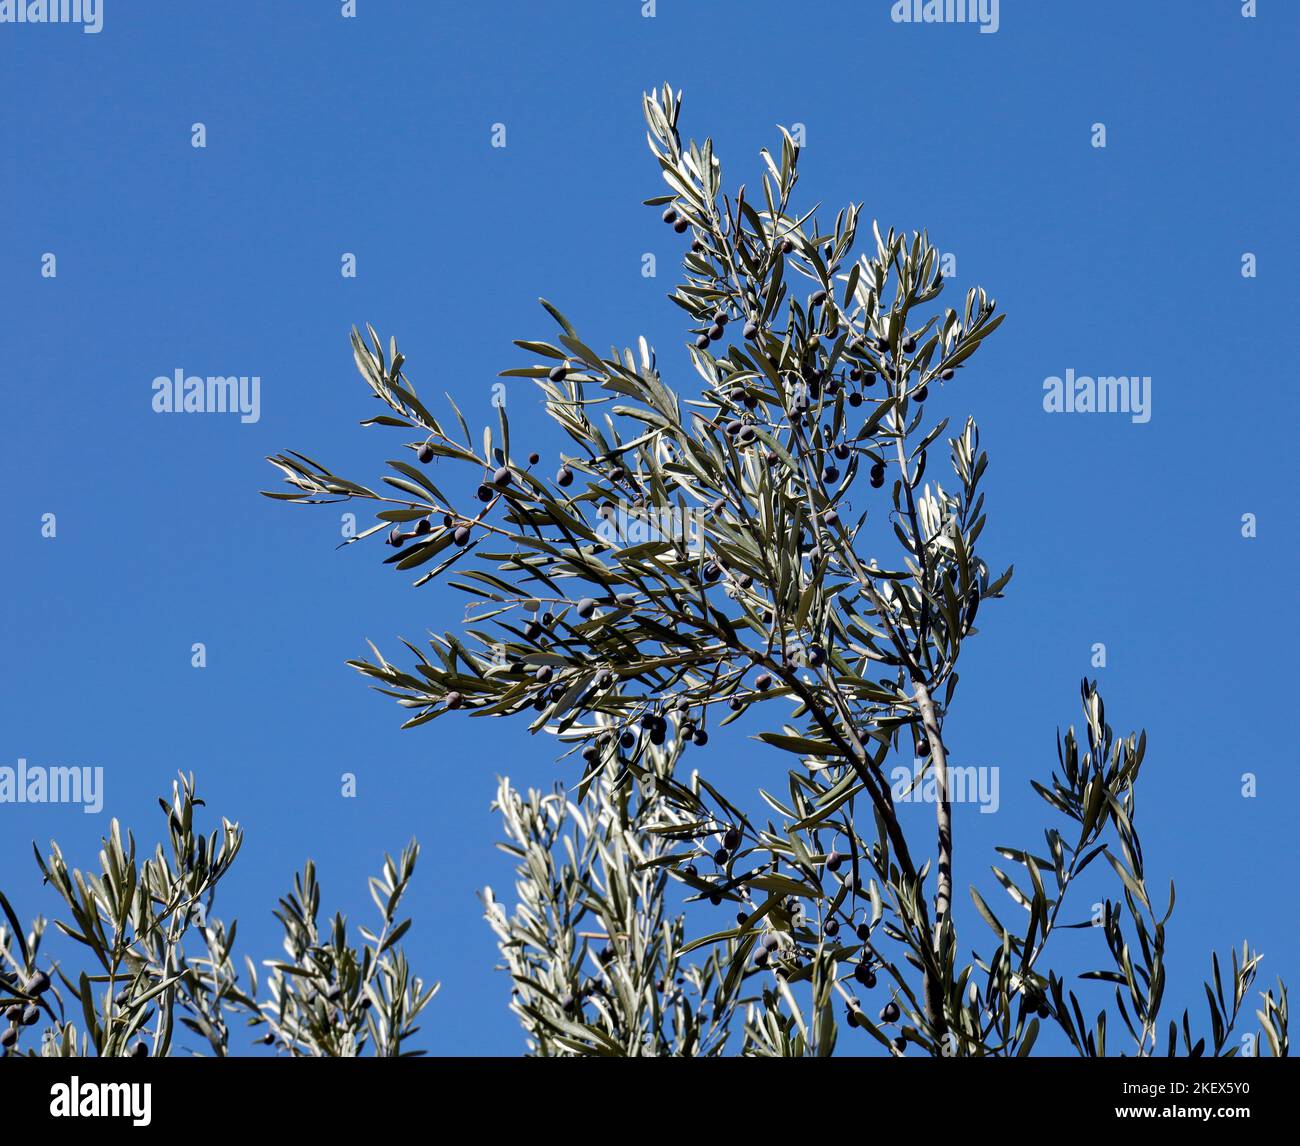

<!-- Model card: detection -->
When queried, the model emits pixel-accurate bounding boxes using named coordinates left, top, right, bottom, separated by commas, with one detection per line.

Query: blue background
left=1, top=0, right=1295, bottom=1055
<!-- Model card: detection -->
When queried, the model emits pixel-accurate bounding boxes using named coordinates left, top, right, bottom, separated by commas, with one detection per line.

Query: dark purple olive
left=674, top=218, right=689, bottom=234
left=708, top=324, right=724, bottom=341
left=695, top=334, right=710, bottom=350
left=781, top=238, right=794, bottom=254
left=528, top=452, right=540, bottom=465
left=387, top=527, right=404, bottom=547
left=941, top=368, right=954, bottom=381
left=823, top=465, right=839, bottom=483
left=445, top=692, right=463, bottom=710
left=825, top=849, right=843, bottom=872
left=722, top=827, right=740, bottom=850
left=713, top=848, right=729, bottom=864
left=743, top=320, right=759, bottom=339
left=903, top=337, right=916, bottom=353
left=754, top=672, right=772, bottom=691
left=20, top=1005, right=39, bottom=1026
left=848, top=393, right=863, bottom=407
left=880, top=1001, right=900, bottom=1023
left=576, top=597, right=596, bottom=619
left=810, top=289, right=827, bottom=306
left=476, top=483, right=493, bottom=502
left=548, top=365, right=568, bottom=383
left=807, top=644, right=826, bottom=668
left=417, top=443, right=435, bottom=464
left=693, top=729, right=709, bottom=747
left=22, top=976, right=48, bottom=1006
left=862, top=371, right=877, bottom=387
left=662, top=207, right=678, bottom=224
left=454, top=525, right=471, bottom=546
left=824, top=918, right=840, bottom=937
left=914, top=386, right=928, bottom=402
left=1, top=1028, right=17, bottom=1049
left=414, top=517, right=432, bottom=535
left=556, top=466, right=574, bottom=487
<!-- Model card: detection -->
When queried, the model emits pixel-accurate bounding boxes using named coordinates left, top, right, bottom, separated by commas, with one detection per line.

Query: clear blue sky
left=1, top=1, right=1295, bottom=1056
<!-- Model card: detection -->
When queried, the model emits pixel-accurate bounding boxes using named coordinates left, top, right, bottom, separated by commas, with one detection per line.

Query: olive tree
left=0, top=774, right=436, bottom=1057
left=265, top=84, right=1288, bottom=1058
